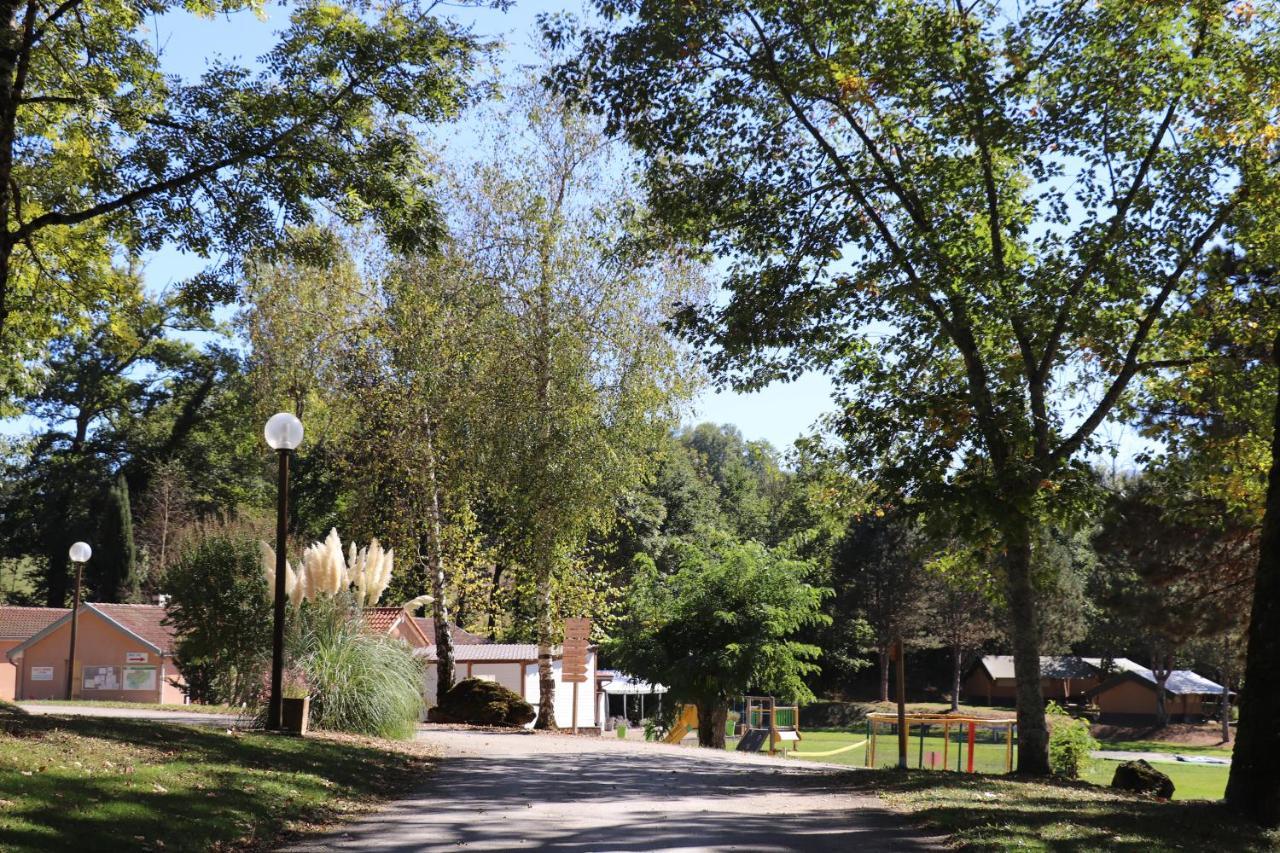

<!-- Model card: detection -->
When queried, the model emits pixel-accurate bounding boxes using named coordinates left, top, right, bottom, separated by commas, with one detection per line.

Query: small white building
left=419, top=643, right=597, bottom=729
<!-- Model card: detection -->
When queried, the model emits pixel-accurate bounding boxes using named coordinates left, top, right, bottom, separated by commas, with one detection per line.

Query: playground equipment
left=662, top=705, right=699, bottom=744
left=735, top=696, right=801, bottom=756
left=865, top=712, right=1017, bottom=773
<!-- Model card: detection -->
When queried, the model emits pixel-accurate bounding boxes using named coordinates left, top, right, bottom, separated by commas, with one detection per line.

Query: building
left=963, top=655, right=1104, bottom=706
left=1085, top=666, right=1227, bottom=724
left=411, top=618, right=490, bottom=649
left=418, top=642, right=598, bottom=728
left=0, top=607, right=69, bottom=701
left=363, top=607, right=433, bottom=648
left=5, top=603, right=185, bottom=704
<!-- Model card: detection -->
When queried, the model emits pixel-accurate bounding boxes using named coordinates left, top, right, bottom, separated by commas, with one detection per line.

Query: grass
left=1083, top=758, right=1229, bottom=801
left=18, top=700, right=242, bottom=716
left=737, top=727, right=1015, bottom=774
left=845, top=768, right=1280, bottom=852
left=0, top=703, right=433, bottom=851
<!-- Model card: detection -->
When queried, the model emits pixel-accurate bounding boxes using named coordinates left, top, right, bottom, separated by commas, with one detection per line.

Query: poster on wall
left=125, top=652, right=148, bottom=664
left=123, top=665, right=157, bottom=691
left=83, top=666, right=120, bottom=691
left=30, top=666, right=53, bottom=681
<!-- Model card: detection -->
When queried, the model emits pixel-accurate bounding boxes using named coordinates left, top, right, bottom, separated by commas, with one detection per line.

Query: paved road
left=287, top=727, right=941, bottom=852
left=17, top=702, right=240, bottom=728
left=1092, top=749, right=1231, bottom=765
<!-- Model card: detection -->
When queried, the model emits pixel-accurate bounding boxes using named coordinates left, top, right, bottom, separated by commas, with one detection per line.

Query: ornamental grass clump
left=291, top=597, right=425, bottom=740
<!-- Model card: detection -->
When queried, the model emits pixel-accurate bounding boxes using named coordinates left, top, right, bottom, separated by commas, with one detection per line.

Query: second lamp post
left=264, top=412, right=303, bottom=731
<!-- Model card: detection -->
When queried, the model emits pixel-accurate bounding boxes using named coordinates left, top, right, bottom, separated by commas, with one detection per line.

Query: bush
left=290, top=597, right=425, bottom=740
left=165, top=536, right=272, bottom=705
left=435, top=678, right=535, bottom=727
left=1047, top=701, right=1098, bottom=779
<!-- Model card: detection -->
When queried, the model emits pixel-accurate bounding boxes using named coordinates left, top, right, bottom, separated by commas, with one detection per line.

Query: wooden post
left=967, top=721, right=976, bottom=773
left=943, top=721, right=950, bottom=771
left=571, top=681, right=579, bottom=734
left=895, top=637, right=908, bottom=769
left=1006, top=721, right=1014, bottom=772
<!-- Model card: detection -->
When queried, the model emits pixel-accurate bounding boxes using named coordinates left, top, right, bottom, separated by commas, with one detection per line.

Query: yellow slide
left=662, top=705, right=699, bottom=744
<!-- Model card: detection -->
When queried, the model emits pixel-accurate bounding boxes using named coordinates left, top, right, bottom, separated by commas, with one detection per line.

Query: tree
left=607, top=538, right=828, bottom=747
left=834, top=510, right=932, bottom=702
left=549, top=0, right=1280, bottom=773
left=455, top=84, right=700, bottom=727
left=922, top=548, right=999, bottom=712
left=91, top=472, right=139, bottom=602
left=0, top=0, right=493, bottom=390
left=134, top=458, right=196, bottom=588
left=164, top=534, right=272, bottom=705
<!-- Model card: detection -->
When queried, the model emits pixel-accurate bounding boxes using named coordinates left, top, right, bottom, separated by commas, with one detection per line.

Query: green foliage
left=91, top=473, right=139, bottom=602
left=435, top=678, right=535, bottom=727
left=1047, top=702, right=1098, bottom=780
left=607, top=537, right=829, bottom=733
left=289, top=596, right=425, bottom=740
left=164, top=535, right=272, bottom=705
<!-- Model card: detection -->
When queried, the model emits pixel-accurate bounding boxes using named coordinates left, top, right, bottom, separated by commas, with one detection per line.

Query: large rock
left=434, top=678, right=536, bottom=727
left=1110, top=759, right=1175, bottom=799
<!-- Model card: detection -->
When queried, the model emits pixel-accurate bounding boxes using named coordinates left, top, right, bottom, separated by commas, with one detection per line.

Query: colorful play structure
left=864, top=712, right=1017, bottom=773
left=734, top=695, right=801, bottom=755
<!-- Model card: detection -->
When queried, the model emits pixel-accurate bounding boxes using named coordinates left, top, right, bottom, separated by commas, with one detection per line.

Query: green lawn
left=848, top=769, right=1279, bottom=852
left=0, top=704, right=433, bottom=851
left=1084, top=758, right=1229, bottom=801
left=18, top=700, right=242, bottom=716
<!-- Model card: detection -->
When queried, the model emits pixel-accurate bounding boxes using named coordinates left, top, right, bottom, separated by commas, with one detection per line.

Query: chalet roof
left=6, top=603, right=175, bottom=660
left=979, top=655, right=1102, bottom=681
left=0, top=606, right=69, bottom=640
left=1087, top=667, right=1225, bottom=697
left=416, top=643, right=556, bottom=663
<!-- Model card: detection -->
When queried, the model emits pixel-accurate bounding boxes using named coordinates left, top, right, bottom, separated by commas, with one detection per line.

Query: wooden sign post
left=562, top=617, right=592, bottom=733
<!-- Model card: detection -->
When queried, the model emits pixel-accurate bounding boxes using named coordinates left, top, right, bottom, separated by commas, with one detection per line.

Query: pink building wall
left=12, top=614, right=184, bottom=703
left=0, top=639, right=17, bottom=701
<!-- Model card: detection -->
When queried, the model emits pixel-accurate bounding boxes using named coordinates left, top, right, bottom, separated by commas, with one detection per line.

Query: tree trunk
left=423, top=416, right=455, bottom=708
left=879, top=646, right=890, bottom=703
left=1226, top=329, right=1280, bottom=826
left=951, top=645, right=962, bottom=712
left=1152, top=657, right=1171, bottom=727
left=534, top=555, right=557, bottom=729
left=487, top=562, right=504, bottom=636
left=1221, top=662, right=1233, bottom=745
left=1002, top=516, right=1050, bottom=775
left=695, top=699, right=727, bottom=748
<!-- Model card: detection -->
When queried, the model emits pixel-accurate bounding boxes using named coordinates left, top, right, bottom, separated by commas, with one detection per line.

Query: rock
left=1110, top=759, right=1175, bottom=799
left=434, top=678, right=536, bottom=727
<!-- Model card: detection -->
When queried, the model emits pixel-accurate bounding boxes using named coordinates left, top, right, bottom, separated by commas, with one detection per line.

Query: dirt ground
left=1091, top=721, right=1232, bottom=746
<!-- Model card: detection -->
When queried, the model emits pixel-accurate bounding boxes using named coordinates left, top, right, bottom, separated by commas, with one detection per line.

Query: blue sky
left=132, top=1, right=839, bottom=453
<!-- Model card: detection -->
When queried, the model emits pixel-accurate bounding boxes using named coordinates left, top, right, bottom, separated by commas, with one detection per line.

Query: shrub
left=290, top=596, right=425, bottom=740
left=1047, top=701, right=1098, bottom=779
left=165, top=536, right=272, bottom=705
left=436, top=678, right=535, bottom=727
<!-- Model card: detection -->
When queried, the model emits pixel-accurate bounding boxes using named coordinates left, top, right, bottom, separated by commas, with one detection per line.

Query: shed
left=963, top=655, right=1103, bottom=706
left=417, top=642, right=596, bottom=728
left=0, top=607, right=69, bottom=701
left=1085, top=666, right=1227, bottom=724
left=5, top=603, right=185, bottom=704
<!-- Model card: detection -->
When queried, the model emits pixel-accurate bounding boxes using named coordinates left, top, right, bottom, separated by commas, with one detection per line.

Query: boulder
left=434, top=678, right=536, bottom=727
left=1110, top=759, right=1175, bottom=799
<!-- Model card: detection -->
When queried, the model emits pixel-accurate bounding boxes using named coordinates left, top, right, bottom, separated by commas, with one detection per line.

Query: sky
left=129, top=0, right=840, bottom=454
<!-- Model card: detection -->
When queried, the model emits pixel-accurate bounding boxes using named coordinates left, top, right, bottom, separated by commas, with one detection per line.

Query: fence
left=865, top=712, right=1017, bottom=773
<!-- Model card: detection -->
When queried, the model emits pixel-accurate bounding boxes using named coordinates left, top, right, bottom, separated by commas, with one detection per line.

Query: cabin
left=417, top=641, right=598, bottom=728
left=1085, top=667, right=1227, bottom=724
left=0, top=607, right=69, bottom=701
left=963, top=655, right=1103, bottom=706
left=5, top=603, right=185, bottom=704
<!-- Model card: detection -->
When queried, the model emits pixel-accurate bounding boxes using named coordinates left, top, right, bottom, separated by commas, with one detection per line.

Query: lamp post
left=66, top=541, right=91, bottom=700
left=264, top=412, right=304, bottom=731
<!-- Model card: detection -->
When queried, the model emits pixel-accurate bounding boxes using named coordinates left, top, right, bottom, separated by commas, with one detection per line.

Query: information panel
left=562, top=618, right=592, bottom=684
left=122, top=665, right=157, bottom=691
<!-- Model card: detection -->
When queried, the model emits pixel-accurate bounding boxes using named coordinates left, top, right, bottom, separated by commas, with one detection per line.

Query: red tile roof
left=412, top=618, right=490, bottom=646
left=0, top=606, right=69, bottom=640
left=93, top=604, right=178, bottom=655
left=363, top=607, right=404, bottom=635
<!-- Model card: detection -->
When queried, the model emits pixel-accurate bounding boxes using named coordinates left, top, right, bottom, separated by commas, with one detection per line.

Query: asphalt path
left=286, top=727, right=943, bottom=852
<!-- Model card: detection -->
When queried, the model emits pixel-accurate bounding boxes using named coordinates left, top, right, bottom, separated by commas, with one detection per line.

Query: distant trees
left=608, top=538, right=828, bottom=747
left=922, top=548, right=1000, bottom=712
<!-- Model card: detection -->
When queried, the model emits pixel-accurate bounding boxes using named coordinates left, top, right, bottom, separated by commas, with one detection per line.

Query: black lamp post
left=263, top=412, right=303, bottom=730
left=66, top=541, right=91, bottom=700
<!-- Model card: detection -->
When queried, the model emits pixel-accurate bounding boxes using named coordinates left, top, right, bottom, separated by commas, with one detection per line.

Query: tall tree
left=550, top=0, right=1280, bottom=772
left=455, top=84, right=700, bottom=727
left=91, top=472, right=139, bottom=602
left=0, top=0, right=493, bottom=391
